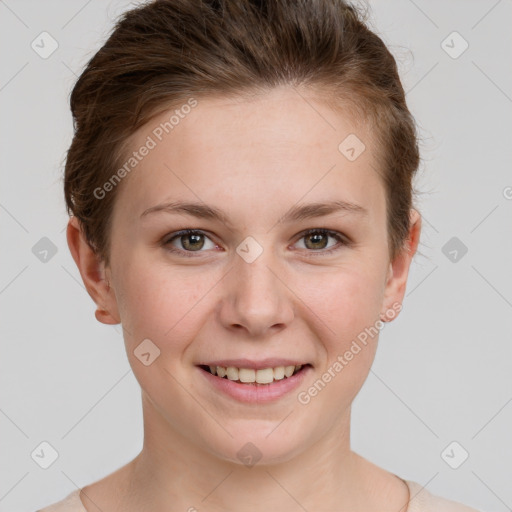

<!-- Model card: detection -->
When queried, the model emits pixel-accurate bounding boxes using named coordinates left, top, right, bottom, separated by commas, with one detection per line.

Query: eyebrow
left=140, top=199, right=368, bottom=225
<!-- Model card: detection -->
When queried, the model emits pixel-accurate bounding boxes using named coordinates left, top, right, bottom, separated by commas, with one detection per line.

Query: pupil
left=307, top=233, right=327, bottom=250
left=183, top=233, right=203, bottom=250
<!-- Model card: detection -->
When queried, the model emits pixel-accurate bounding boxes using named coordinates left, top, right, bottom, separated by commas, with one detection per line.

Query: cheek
left=293, top=270, right=382, bottom=419
left=300, top=272, right=382, bottom=406
left=115, top=256, right=216, bottom=348
left=299, top=264, right=383, bottom=385
left=298, top=263, right=384, bottom=334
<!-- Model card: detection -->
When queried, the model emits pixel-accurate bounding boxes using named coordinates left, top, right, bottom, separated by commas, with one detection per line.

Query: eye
left=163, top=229, right=218, bottom=256
left=293, top=228, right=347, bottom=256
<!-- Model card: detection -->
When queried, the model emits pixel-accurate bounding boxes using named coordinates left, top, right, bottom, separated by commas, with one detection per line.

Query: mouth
left=198, top=363, right=312, bottom=385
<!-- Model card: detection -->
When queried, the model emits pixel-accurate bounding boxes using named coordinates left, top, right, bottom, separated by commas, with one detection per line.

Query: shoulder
left=405, top=480, right=482, bottom=512
left=37, top=489, right=86, bottom=512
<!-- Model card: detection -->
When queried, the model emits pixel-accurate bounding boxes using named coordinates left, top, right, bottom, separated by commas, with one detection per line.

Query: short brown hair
left=64, top=0, right=421, bottom=268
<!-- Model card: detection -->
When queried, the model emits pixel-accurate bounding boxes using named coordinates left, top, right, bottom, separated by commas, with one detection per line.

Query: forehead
left=112, top=86, right=385, bottom=227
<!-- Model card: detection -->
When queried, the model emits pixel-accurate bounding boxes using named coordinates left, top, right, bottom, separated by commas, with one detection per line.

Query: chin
left=205, top=431, right=307, bottom=468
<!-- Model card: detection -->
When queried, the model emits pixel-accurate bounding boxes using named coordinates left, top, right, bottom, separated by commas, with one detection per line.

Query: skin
left=67, top=85, right=421, bottom=512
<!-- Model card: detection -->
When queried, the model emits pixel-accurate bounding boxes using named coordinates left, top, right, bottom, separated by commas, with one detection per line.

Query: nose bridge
left=222, top=237, right=293, bottom=335
left=237, top=253, right=277, bottom=303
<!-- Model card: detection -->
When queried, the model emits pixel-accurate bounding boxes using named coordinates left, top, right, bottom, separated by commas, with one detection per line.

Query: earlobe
left=66, top=216, right=121, bottom=325
left=95, top=306, right=119, bottom=324
left=380, top=209, right=422, bottom=322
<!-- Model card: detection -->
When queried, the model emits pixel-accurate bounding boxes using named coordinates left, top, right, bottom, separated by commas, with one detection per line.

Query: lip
left=196, top=364, right=312, bottom=403
left=196, top=358, right=310, bottom=370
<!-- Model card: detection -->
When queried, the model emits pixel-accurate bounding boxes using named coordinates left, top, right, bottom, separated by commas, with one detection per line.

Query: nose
left=218, top=248, right=295, bottom=338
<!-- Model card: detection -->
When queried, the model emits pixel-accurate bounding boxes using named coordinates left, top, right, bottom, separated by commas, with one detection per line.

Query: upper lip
left=197, top=358, right=311, bottom=370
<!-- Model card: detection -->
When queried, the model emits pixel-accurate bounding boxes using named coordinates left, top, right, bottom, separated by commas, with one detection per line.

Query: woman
left=39, top=0, right=481, bottom=510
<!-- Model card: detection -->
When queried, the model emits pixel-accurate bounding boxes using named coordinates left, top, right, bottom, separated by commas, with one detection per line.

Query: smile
left=196, top=363, right=312, bottom=403
left=200, top=364, right=308, bottom=384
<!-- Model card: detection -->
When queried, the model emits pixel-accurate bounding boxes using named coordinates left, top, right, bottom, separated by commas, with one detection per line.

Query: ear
left=66, top=216, right=121, bottom=325
left=380, top=208, right=422, bottom=322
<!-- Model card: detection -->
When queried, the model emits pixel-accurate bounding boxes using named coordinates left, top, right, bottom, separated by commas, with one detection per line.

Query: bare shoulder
left=405, top=480, right=482, bottom=512
left=353, top=453, right=481, bottom=512
left=79, top=461, right=136, bottom=512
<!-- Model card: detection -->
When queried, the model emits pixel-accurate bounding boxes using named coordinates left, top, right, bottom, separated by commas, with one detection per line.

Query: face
left=69, top=86, right=420, bottom=466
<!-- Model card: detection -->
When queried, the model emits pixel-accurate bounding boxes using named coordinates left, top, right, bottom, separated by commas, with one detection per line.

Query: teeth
left=226, top=366, right=238, bottom=380
left=284, top=365, right=295, bottom=377
left=206, top=364, right=304, bottom=384
left=273, top=366, right=285, bottom=380
left=239, top=368, right=255, bottom=383
left=255, top=368, right=274, bottom=384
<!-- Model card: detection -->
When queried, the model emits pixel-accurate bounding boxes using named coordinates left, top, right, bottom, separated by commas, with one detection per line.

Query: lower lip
left=196, top=365, right=312, bottom=403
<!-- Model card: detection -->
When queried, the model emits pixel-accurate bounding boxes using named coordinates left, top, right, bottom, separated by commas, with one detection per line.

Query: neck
left=124, top=393, right=368, bottom=511
left=81, top=391, right=409, bottom=512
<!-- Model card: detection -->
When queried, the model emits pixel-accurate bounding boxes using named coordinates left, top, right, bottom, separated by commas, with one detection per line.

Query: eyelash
left=161, top=228, right=349, bottom=258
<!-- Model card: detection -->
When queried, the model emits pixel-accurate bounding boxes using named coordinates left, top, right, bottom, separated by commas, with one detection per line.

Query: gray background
left=1, top=0, right=511, bottom=510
